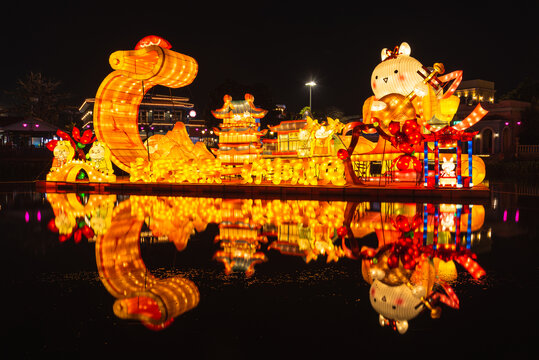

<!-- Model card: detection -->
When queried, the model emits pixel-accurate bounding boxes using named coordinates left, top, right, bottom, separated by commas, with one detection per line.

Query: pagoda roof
left=212, top=94, right=268, bottom=119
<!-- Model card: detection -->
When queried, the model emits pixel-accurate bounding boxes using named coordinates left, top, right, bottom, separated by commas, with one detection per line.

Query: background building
left=454, top=80, right=530, bottom=158
left=79, top=93, right=198, bottom=140
left=455, top=79, right=496, bottom=105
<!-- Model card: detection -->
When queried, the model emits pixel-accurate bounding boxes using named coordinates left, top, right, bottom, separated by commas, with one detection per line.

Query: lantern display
left=40, top=36, right=490, bottom=193
left=211, top=94, right=268, bottom=166
left=46, top=127, right=116, bottom=183
left=93, top=36, right=198, bottom=173
left=347, top=41, right=489, bottom=186
left=86, top=141, right=114, bottom=176
left=49, top=140, right=75, bottom=172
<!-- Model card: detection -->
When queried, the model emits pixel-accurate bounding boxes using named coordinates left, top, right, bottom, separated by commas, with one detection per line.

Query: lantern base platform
left=35, top=178, right=490, bottom=204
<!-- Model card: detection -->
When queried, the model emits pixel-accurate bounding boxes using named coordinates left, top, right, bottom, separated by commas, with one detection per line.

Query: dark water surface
left=1, top=182, right=537, bottom=359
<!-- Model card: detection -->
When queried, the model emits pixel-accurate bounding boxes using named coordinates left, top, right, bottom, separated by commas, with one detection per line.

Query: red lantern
left=74, top=230, right=82, bottom=243
left=80, top=130, right=96, bottom=144
left=395, top=215, right=411, bottom=232
left=387, top=253, right=399, bottom=268
left=398, top=143, right=414, bottom=154
left=396, top=155, right=411, bottom=171
left=412, top=157, right=422, bottom=172
left=388, top=121, right=400, bottom=135
left=407, top=131, right=422, bottom=145
left=411, top=214, right=422, bottom=229
left=402, top=119, right=419, bottom=135
left=57, top=130, right=71, bottom=141
left=337, top=149, right=349, bottom=160
left=47, top=219, right=58, bottom=232
left=81, top=225, right=95, bottom=239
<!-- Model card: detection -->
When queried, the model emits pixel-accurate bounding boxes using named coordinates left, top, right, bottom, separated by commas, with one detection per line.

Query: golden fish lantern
left=93, top=36, right=198, bottom=173
left=372, top=93, right=416, bottom=129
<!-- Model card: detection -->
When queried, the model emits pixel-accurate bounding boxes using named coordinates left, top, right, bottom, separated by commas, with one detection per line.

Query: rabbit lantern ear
left=396, top=320, right=409, bottom=334
left=379, top=314, right=410, bottom=334
left=381, top=48, right=389, bottom=61
left=399, top=42, right=411, bottom=56
left=381, top=42, right=411, bottom=61
left=370, top=268, right=385, bottom=281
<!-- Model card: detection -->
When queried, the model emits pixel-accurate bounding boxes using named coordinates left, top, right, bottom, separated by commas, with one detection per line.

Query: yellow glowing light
left=50, top=141, right=75, bottom=172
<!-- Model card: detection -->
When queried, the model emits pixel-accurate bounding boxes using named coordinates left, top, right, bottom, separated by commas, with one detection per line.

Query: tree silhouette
left=5, top=72, right=72, bottom=127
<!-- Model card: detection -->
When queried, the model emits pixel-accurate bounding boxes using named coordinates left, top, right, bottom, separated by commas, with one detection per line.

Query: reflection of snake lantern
left=95, top=197, right=200, bottom=330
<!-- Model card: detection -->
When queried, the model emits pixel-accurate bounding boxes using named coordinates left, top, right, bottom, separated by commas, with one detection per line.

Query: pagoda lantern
left=211, top=94, right=268, bottom=166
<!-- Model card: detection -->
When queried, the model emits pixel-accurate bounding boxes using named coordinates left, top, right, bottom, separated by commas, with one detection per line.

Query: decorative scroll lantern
left=93, top=36, right=198, bottom=173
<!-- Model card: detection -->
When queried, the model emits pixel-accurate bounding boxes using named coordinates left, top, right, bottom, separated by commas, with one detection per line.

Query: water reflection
left=43, top=192, right=490, bottom=333
left=96, top=198, right=199, bottom=331
left=351, top=202, right=486, bottom=333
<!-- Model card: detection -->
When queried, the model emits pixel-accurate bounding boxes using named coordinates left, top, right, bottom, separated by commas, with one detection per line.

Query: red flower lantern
left=47, top=128, right=96, bottom=160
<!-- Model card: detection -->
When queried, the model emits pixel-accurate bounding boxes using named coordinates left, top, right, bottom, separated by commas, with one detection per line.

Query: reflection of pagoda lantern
left=267, top=201, right=346, bottom=263
left=211, top=94, right=268, bottom=166
left=213, top=199, right=267, bottom=276
left=268, top=223, right=343, bottom=263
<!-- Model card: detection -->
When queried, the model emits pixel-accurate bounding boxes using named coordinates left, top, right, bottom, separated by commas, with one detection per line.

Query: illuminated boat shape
left=38, top=37, right=490, bottom=199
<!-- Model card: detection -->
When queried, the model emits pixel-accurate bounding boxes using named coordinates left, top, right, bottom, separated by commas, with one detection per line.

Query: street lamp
left=305, top=81, right=316, bottom=109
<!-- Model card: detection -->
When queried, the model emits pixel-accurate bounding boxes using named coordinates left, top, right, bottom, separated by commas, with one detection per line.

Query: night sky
left=2, top=1, right=537, bottom=117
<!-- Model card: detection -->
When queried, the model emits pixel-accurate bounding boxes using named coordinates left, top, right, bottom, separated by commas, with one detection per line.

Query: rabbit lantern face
left=371, top=42, right=427, bottom=100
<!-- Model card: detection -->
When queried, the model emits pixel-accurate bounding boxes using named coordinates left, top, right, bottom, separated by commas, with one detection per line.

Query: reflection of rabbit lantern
left=362, top=245, right=459, bottom=334
left=370, top=279, right=425, bottom=334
